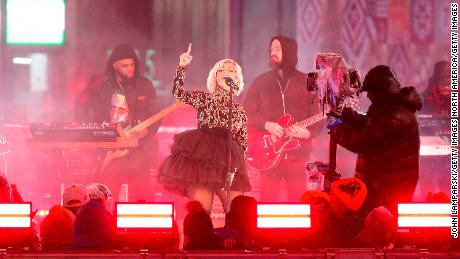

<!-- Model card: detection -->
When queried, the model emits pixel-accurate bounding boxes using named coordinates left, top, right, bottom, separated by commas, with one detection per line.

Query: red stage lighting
left=114, top=202, right=178, bottom=251
left=256, top=203, right=311, bottom=249
left=0, top=203, right=33, bottom=248
left=398, top=203, right=451, bottom=228
left=257, top=203, right=311, bottom=228
left=396, top=203, right=456, bottom=249
left=116, top=203, right=174, bottom=229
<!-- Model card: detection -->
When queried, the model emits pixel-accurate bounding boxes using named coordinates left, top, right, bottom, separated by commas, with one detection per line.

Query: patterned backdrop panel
left=297, top=0, right=451, bottom=90
left=411, top=0, right=434, bottom=44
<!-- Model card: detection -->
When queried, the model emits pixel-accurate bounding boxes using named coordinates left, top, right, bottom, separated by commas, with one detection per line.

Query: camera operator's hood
left=269, top=35, right=298, bottom=71
left=370, top=86, right=423, bottom=112
left=361, top=65, right=400, bottom=93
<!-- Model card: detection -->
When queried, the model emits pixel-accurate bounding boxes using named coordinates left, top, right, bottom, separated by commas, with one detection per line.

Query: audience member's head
left=73, top=199, right=114, bottom=250
left=40, top=205, right=75, bottom=250
left=62, top=184, right=89, bottom=215
left=183, top=200, right=223, bottom=250
left=300, top=191, right=330, bottom=232
left=186, top=200, right=205, bottom=214
left=87, top=183, right=113, bottom=212
left=0, top=172, right=22, bottom=203
left=0, top=172, right=10, bottom=202
left=323, top=178, right=367, bottom=241
left=225, top=195, right=257, bottom=238
left=361, top=65, right=401, bottom=104
left=357, top=206, right=396, bottom=249
left=300, top=190, right=330, bottom=207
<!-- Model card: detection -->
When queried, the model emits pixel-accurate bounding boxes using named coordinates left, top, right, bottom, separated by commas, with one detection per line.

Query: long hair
left=206, top=59, right=244, bottom=96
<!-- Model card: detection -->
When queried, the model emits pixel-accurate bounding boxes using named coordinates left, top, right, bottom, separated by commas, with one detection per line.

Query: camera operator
left=328, top=65, right=422, bottom=216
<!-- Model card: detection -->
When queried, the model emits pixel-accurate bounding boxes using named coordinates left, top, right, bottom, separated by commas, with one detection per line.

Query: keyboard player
left=416, top=61, right=451, bottom=200
left=74, top=44, right=161, bottom=202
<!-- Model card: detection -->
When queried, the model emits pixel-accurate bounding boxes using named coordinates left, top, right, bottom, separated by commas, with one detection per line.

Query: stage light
left=114, top=202, right=177, bottom=251
left=256, top=203, right=311, bottom=249
left=116, top=203, right=174, bottom=229
left=0, top=203, right=33, bottom=248
left=398, top=203, right=451, bottom=228
left=257, top=203, right=311, bottom=228
left=0, top=203, right=31, bottom=228
left=396, top=203, right=457, bottom=249
left=36, top=209, right=49, bottom=218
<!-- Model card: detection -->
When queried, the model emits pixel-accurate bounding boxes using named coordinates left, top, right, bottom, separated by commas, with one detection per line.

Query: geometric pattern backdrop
left=297, top=0, right=453, bottom=91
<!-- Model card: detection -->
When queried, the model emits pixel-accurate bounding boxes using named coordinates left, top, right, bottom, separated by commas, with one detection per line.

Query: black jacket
left=244, top=69, right=321, bottom=158
left=75, top=75, right=159, bottom=132
left=244, top=35, right=321, bottom=159
left=75, top=44, right=160, bottom=139
left=335, top=86, right=422, bottom=183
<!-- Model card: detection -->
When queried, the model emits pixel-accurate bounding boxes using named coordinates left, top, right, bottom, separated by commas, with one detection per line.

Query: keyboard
left=30, top=122, right=120, bottom=141
left=420, top=136, right=450, bottom=156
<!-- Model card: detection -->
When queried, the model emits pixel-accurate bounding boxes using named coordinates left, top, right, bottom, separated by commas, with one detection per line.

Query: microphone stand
left=324, top=93, right=342, bottom=192
left=225, top=82, right=235, bottom=213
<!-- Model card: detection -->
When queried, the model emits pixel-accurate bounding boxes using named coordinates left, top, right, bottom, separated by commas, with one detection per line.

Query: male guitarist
left=75, top=43, right=161, bottom=202
left=244, top=36, right=322, bottom=202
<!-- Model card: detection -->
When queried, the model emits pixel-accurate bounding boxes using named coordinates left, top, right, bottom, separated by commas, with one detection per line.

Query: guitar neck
left=127, top=103, right=178, bottom=134
left=296, top=112, right=324, bottom=128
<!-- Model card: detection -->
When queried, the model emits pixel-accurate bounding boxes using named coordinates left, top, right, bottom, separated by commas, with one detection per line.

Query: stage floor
left=2, top=248, right=459, bottom=258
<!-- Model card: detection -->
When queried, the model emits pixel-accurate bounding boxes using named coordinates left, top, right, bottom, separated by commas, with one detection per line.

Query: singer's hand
left=179, top=43, right=193, bottom=67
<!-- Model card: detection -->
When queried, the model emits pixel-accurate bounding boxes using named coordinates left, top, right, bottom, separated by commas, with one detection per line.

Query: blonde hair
left=206, top=59, right=244, bottom=96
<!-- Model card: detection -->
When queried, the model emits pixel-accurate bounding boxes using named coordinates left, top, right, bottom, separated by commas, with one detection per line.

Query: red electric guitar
left=247, top=112, right=325, bottom=171
left=247, top=98, right=359, bottom=171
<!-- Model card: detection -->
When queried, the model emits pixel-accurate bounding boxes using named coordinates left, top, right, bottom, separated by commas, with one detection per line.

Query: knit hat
left=62, top=184, right=89, bottom=208
left=106, top=43, right=140, bottom=78
left=107, top=43, right=138, bottom=65
left=87, top=183, right=112, bottom=202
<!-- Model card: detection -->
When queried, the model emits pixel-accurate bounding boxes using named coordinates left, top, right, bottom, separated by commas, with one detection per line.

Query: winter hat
left=62, top=184, right=89, bottom=208
left=87, top=183, right=112, bottom=202
left=108, top=43, right=138, bottom=65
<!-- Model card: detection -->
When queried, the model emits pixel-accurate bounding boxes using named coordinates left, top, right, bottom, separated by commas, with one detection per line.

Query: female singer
left=158, top=44, right=251, bottom=213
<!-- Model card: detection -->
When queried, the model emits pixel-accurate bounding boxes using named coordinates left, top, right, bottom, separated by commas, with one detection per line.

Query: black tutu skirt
left=158, top=128, right=252, bottom=197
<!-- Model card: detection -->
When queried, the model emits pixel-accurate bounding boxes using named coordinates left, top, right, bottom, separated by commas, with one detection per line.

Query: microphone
left=224, top=77, right=239, bottom=91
